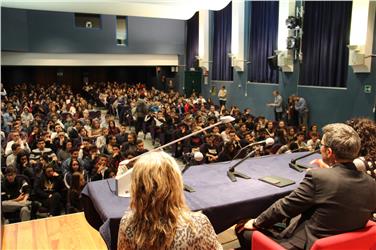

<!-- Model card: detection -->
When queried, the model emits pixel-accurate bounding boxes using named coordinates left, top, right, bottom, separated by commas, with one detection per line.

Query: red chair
left=252, top=221, right=376, bottom=250
left=311, top=221, right=376, bottom=250
left=252, top=231, right=285, bottom=250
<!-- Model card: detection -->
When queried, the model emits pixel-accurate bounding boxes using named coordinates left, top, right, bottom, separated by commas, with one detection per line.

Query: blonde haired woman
left=117, top=151, right=222, bottom=250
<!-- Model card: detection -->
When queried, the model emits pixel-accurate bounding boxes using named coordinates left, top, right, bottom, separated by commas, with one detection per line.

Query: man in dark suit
left=237, top=123, right=376, bottom=250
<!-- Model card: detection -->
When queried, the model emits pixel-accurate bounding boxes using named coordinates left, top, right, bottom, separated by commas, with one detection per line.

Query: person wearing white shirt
left=218, top=86, right=227, bottom=108
left=267, top=90, right=283, bottom=121
left=307, top=132, right=321, bottom=151
left=5, top=132, right=31, bottom=157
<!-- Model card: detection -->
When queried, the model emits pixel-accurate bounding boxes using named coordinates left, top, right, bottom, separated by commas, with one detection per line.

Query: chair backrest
left=311, top=221, right=376, bottom=250
left=252, top=231, right=285, bottom=250
left=252, top=221, right=376, bottom=250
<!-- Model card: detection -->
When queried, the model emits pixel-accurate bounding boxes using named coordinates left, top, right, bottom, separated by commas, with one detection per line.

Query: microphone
left=231, top=138, right=275, bottom=161
left=115, top=116, right=236, bottom=196
left=182, top=151, right=204, bottom=166
left=226, top=138, right=275, bottom=182
left=181, top=152, right=204, bottom=193
left=289, top=149, right=320, bottom=172
left=227, top=149, right=257, bottom=182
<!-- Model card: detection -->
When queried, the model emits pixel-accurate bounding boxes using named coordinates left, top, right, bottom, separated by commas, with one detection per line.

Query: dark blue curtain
left=186, top=12, right=199, bottom=69
left=213, top=2, right=233, bottom=81
left=300, top=1, right=352, bottom=87
left=248, top=1, right=279, bottom=83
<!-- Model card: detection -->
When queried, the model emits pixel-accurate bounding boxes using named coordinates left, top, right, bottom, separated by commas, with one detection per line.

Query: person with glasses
left=236, top=123, right=376, bottom=250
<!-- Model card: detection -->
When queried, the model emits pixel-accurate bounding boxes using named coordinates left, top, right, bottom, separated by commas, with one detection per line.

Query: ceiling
left=1, top=0, right=232, bottom=20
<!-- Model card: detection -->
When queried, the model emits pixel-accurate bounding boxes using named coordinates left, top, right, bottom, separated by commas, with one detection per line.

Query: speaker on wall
left=85, top=21, right=93, bottom=28
left=267, top=55, right=279, bottom=70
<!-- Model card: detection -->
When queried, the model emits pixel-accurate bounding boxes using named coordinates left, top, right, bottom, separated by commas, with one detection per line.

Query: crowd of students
left=2, top=81, right=374, bottom=224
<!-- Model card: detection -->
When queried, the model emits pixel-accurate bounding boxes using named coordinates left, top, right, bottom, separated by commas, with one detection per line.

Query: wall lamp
left=347, top=45, right=373, bottom=73
left=275, top=50, right=293, bottom=72
left=195, top=55, right=212, bottom=71
left=228, top=53, right=244, bottom=72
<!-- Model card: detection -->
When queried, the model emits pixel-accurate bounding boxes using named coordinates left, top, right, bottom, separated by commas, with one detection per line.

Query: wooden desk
left=1, top=212, right=107, bottom=250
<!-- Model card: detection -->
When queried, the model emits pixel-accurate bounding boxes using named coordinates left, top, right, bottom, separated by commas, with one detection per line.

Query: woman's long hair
left=127, top=151, right=189, bottom=249
left=346, top=118, right=376, bottom=161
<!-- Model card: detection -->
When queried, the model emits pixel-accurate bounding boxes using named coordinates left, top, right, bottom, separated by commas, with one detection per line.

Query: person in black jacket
left=33, top=165, right=65, bottom=216
left=67, top=172, right=85, bottom=213
left=1, top=166, right=31, bottom=221
left=236, top=123, right=376, bottom=250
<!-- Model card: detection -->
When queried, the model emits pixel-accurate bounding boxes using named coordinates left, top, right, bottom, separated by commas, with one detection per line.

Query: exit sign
left=364, top=85, right=372, bottom=93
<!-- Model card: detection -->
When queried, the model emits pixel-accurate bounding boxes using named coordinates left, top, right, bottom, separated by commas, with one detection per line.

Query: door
left=184, top=70, right=202, bottom=97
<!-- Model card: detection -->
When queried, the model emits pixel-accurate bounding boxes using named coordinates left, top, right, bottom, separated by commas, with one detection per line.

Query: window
left=75, top=13, right=101, bottom=29
left=116, top=16, right=128, bottom=46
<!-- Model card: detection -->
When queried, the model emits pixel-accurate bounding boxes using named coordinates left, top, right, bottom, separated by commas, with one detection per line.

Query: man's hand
left=14, top=193, right=26, bottom=202
left=310, top=158, right=329, bottom=169
left=244, top=219, right=257, bottom=230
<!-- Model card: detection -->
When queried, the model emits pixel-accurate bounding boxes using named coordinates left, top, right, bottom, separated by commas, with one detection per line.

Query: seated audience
left=67, top=172, right=86, bottom=213
left=346, top=118, right=376, bottom=180
left=1, top=166, right=31, bottom=221
left=33, top=165, right=65, bottom=216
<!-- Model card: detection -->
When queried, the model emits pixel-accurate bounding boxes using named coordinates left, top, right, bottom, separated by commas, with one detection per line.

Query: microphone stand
left=118, top=116, right=235, bottom=169
left=289, top=149, right=320, bottom=172
left=227, top=150, right=255, bottom=182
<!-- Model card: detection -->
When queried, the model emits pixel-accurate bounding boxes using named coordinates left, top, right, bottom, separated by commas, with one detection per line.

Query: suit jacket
left=254, top=162, right=376, bottom=249
left=274, top=95, right=283, bottom=113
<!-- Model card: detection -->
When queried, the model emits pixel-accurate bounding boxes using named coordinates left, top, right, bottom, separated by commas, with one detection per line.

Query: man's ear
left=326, top=147, right=333, bottom=157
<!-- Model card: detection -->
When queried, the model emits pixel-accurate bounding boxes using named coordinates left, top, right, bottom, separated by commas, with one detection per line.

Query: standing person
left=267, top=90, right=283, bottom=121
left=135, top=94, right=148, bottom=137
left=117, top=152, right=222, bottom=250
left=236, top=123, right=376, bottom=250
left=294, top=95, right=309, bottom=127
left=218, top=85, right=227, bottom=108
left=287, top=95, right=299, bottom=127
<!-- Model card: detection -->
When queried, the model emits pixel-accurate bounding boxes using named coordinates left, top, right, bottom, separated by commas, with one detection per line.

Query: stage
left=1, top=212, right=107, bottom=250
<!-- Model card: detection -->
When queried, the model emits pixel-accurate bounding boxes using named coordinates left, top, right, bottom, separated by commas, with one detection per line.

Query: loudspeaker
left=267, top=55, right=279, bottom=70
left=85, top=21, right=93, bottom=28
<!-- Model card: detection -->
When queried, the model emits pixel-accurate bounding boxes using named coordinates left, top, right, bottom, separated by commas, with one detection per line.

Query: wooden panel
left=1, top=212, right=107, bottom=250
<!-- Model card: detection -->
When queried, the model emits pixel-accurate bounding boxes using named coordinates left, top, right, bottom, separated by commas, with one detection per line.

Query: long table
left=81, top=152, right=317, bottom=250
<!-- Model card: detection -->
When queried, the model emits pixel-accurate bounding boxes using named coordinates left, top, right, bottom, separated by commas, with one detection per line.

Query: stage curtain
left=186, top=12, right=199, bottom=69
left=212, top=2, right=233, bottom=81
left=299, top=1, right=352, bottom=87
left=248, top=1, right=279, bottom=83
